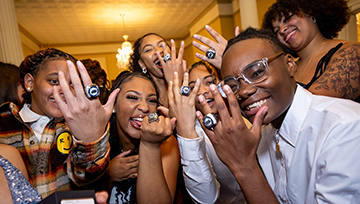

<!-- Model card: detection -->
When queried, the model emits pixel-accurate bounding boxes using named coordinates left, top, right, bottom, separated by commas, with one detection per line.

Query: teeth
left=50, top=99, right=56, bottom=102
left=206, top=99, right=212, bottom=103
left=246, top=99, right=267, bottom=111
left=286, top=30, right=296, bottom=42
left=132, top=118, right=143, bottom=122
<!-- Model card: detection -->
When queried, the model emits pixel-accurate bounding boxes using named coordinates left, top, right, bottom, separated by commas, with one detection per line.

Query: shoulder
left=331, top=41, right=360, bottom=59
left=0, top=144, right=27, bottom=178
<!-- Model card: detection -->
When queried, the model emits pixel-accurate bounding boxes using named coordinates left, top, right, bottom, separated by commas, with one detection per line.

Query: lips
left=206, top=98, right=215, bottom=107
left=285, top=29, right=296, bottom=43
left=242, top=98, right=268, bottom=117
left=130, top=116, right=144, bottom=129
left=154, top=58, right=163, bottom=69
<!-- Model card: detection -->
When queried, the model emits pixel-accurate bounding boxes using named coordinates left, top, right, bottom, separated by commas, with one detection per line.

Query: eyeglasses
left=217, top=51, right=285, bottom=98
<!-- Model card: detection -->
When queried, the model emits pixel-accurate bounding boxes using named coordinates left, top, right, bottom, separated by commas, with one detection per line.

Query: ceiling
left=14, top=0, right=214, bottom=45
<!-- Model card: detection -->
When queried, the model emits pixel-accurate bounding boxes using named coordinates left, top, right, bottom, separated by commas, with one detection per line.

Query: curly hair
left=0, top=62, right=23, bottom=105
left=128, top=33, right=167, bottom=75
left=261, top=0, right=350, bottom=39
left=224, top=27, right=294, bottom=56
left=19, top=48, right=77, bottom=103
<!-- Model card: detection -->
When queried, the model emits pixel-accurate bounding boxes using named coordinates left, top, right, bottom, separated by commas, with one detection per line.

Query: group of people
left=1, top=0, right=360, bottom=203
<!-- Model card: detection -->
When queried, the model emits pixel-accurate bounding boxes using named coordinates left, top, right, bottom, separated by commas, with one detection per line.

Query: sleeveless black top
left=297, top=43, right=360, bottom=103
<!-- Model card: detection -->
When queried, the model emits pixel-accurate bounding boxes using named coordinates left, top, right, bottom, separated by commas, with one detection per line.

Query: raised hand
left=108, top=150, right=139, bottom=182
left=168, top=70, right=200, bottom=138
left=53, top=60, right=119, bottom=143
left=196, top=84, right=267, bottom=169
left=140, top=114, right=175, bottom=147
left=156, top=39, right=185, bottom=83
left=193, top=25, right=240, bottom=69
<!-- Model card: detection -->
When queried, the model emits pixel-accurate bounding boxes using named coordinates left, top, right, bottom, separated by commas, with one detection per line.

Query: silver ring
left=148, top=113, right=159, bottom=123
left=164, top=54, right=171, bottom=62
left=84, top=84, right=100, bottom=99
left=203, top=113, right=218, bottom=130
left=180, top=86, right=191, bottom=96
left=206, top=48, right=216, bottom=59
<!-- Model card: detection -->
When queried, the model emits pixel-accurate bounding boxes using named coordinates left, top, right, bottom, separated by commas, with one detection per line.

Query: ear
left=24, top=73, right=34, bottom=92
left=138, top=59, right=146, bottom=69
left=285, top=54, right=297, bottom=77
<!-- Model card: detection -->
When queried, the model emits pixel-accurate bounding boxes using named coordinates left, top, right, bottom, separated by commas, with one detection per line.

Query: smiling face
left=114, top=76, right=158, bottom=139
left=25, top=60, right=72, bottom=118
left=272, top=12, right=318, bottom=52
left=138, top=34, right=170, bottom=78
left=221, top=38, right=297, bottom=128
left=189, top=64, right=218, bottom=113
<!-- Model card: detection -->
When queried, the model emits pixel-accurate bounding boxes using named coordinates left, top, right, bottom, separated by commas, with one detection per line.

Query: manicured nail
left=210, top=84, right=216, bottom=92
left=198, top=95, right=204, bottom=103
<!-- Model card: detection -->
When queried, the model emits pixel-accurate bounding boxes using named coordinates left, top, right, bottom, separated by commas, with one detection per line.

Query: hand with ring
left=196, top=83, right=267, bottom=170
left=53, top=60, right=119, bottom=143
left=140, top=112, right=175, bottom=146
left=156, top=39, right=186, bottom=84
left=168, top=69, right=200, bottom=139
left=193, top=25, right=240, bottom=69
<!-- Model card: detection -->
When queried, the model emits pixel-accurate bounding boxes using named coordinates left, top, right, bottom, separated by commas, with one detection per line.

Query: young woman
left=129, top=33, right=185, bottom=107
left=0, top=48, right=118, bottom=202
left=107, top=71, right=179, bottom=204
left=262, top=0, right=360, bottom=102
left=0, top=62, right=24, bottom=105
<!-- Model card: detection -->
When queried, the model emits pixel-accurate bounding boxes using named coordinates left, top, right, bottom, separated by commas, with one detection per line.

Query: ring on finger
left=148, top=113, right=159, bottom=123
left=180, top=85, right=191, bottom=96
left=203, top=113, right=218, bottom=130
left=84, top=84, right=100, bottom=99
left=206, top=48, right=216, bottom=59
left=164, top=54, right=171, bottom=62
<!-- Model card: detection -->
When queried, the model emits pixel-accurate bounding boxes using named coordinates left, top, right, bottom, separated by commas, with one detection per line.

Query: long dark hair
left=128, top=33, right=167, bottom=74
left=19, top=48, right=77, bottom=103
left=108, top=71, right=159, bottom=203
left=0, top=62, right=23, bottom=105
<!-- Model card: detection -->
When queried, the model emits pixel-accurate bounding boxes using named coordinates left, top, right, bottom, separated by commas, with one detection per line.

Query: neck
left=150, top=75, right=168, bottom=107
left=116, top=122, right=137, bottom=152
left=297, top=33, right=326, bottom=60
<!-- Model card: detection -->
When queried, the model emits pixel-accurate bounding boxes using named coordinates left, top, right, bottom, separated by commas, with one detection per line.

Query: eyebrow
left=189, top=75, right=214, bottom=85
left=47, top=73, right=59, bottom=77
left=142, top=40, right=165, bottom=51
left=126, top=90, right=156, bottom=97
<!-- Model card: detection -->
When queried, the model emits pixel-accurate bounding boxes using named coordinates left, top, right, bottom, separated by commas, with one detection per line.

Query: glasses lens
left=223, top=77, right=240, bottom=94
left=243, top=61, right=267, bottom=83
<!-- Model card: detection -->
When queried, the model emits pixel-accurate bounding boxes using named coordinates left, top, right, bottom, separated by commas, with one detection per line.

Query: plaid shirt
left=0, top=102, right=110, bottom=198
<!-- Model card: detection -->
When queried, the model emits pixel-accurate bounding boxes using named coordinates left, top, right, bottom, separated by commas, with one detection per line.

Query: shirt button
left=30, top=140, right=35, bottom=145
left=39, top=167, right=44, bottom=174
left=40, top=124, right=44, bottom=128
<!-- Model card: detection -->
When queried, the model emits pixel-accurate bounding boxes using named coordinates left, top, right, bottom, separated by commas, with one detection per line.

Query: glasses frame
left=217, top=51, right=285, bottom=98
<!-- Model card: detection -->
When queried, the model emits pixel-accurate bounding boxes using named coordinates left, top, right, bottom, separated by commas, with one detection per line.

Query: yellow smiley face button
left=57, top=132, right=73, bottom=154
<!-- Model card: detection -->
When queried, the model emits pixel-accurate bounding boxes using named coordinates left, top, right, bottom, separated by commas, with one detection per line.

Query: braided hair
left=19, top=48, right=77, bottom=103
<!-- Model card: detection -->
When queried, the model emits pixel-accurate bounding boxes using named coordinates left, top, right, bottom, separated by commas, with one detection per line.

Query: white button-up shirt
left=258, top=85, right=360, bottom=203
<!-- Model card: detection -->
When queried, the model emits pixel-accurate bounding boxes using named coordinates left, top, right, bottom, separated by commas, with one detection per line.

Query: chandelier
left=116, top=14, right=133, bottom=72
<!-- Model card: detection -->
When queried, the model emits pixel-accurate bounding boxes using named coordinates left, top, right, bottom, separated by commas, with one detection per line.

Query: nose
left=279, top=25, right=288, bottom=36
left=237, top=82, right=256, bottom=100
left=137, top=99, right=150, bottom=113
left=197, top=84, right=209, bottom=97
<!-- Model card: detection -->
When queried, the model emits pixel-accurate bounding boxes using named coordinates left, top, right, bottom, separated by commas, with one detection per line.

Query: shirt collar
left=19, top=103, right=51, bottom=123
left=277, top=85, right=312, bottom=148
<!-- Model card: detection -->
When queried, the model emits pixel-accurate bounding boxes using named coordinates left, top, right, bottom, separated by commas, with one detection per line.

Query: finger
left=76, top=60, right=92, bottom=86
left=170, top=39, right=176, bottom=60
left=177, top=41, right=185, bottom=61
left=182, top=72, right=189, bottom=86
left=182, top=60, right=187, bottom=72
left=250, top=106, right=268, bottom=139
left=167, top=80, right=175, bottom=106
left=95, top=191, right=108, bottom=204
left=103, top=88, right=120, bottom=114
left=116, top=149, right=132, bottom=158
left=235, top=26, right=240, bottom=36
left=156, top=51, right=166, bottom=70
left=198, top=95, right=213, bottom=114
left=53, top=84, right=67, bottom=114
left=195, top=53, right=211, bottom=62
left=157, top=106, right=169, bottom=117
left=170, top=117, right=177, bottom=128
left=67, top=61, right=87, bottom=102
left=189, top=78, right=200, bottom=102
left=222, top=85, right=242, bottom=121
left=209, top=84, right=231, bottom=120
left=205, top=25, right=227, bottom=44
left=192, top=40, right=212, bottom=53
left=173, top=72, right=180, bottom=96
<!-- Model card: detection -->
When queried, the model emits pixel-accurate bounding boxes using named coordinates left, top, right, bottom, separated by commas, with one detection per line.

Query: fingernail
left=210, top=84, right=216, bottom=92
left=224, top=85, right=231, bottom=93
left=174, top=71, right=178, bottom=76
left=196, top=111, right=201, bottom=117
left=171, top=39, right=174, bottom=43
left=193, top=34, right=198, bottom=38
left=198, top=95, right=204, bottom=103
left=205, top=25, right=209, bottom=29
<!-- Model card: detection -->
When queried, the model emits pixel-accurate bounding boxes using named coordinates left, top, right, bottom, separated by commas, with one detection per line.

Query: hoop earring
left=142, top=68, right=147, bottom=74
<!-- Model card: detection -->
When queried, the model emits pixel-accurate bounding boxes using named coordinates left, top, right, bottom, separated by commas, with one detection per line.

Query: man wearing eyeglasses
left=196, top=27, right=360, bottom=203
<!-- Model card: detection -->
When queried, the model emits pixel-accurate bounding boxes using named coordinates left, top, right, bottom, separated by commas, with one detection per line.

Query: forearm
left=230, top=159, right=279, bottom=204
left=177, top=132, right=220, bottom=203
left=137, top=142, right=172, bottom=204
